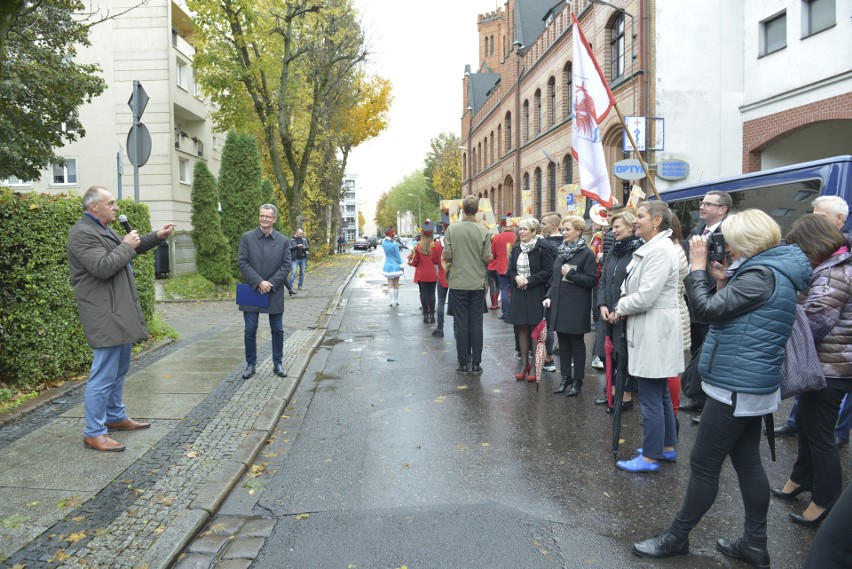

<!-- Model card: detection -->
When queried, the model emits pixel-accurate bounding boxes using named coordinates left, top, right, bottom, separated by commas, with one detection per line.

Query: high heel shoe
left=771, top=485, right=810, bottom=500
left=789, top=508, right=830, bottom=528
left=515, top=364, right=531, bottom=381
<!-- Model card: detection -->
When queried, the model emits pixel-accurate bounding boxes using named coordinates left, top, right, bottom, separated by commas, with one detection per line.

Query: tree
left=424, top=132, right=463, bottom=201
left=189, top=0, right=368, bottom=232
left=334, top=73, right=392, bottom=174
left=357, top=211, right=365, bottom=235
left=218, top=130, right=263, bottom=278
left=0, top=0, right=107, bottom=180
left=374, top=171, right=440, bottom=233
left=190, top=161, right=232, bottom=286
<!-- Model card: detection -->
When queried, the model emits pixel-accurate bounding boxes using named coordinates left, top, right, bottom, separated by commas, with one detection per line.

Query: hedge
left=0, top=189, right=156, bottom=388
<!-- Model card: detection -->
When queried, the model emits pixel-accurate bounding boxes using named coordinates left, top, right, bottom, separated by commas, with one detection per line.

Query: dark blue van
left=655, top=155, right=852, bottom=236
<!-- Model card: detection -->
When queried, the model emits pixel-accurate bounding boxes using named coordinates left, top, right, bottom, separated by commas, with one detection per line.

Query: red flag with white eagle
left=571, top=14, right=616, bottom=208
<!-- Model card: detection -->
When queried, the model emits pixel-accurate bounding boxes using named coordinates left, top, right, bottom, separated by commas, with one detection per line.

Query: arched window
left=563, top=62, right=572, bottom=120
left=471, top=148, right=476, bottom=176
left=523, top=172, right=530, bottom=200
left=505, top=111, right=512, bottom=150
left=522, top=100, right=529, bottom=142
left=463, top=152, right=468, bottom=179
left=477, top=142, right=482, bottom=173
left=483, top=137, right=488, bottom=168
left=490, top=35, right=495, bottom=55
left=497, top=125, right=502, bottom=156
left=489, top=131, right=494, bottom=163
left=534, top=89, right=542, bottom=135
left=484, top=36, right=489, bottom=59
left=548, top=161, right=557, bottom=210
left=563, top=154, right=573, bottom=185
left=534, top=168, right=543, bottom=218
left=610, top=13, right=625, bottom=81
left=547, top=77, right=556, bottom=127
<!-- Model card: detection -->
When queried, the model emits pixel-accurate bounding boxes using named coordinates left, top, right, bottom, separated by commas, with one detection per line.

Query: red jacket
left=489, top=230, right=516, bottom=274
left=410, top=242, right=438, bottom=283
left=433, top=238, right=448, bottom=288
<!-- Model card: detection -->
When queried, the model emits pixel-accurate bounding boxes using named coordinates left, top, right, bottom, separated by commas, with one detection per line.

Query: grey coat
left=67, top=214, right=162, bottom=348
left=237, top=228, right=292, bottom=314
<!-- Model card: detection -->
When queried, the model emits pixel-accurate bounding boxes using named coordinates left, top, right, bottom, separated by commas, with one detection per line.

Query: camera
left=708, top=232, right=726, bottom=262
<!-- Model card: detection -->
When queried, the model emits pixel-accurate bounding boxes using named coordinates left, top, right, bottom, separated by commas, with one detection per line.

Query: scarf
left=517, top=237, right=538, bottom=279
left=611, top=235, right=644, bottom=258
left=557, top=235, right=588, bottom=262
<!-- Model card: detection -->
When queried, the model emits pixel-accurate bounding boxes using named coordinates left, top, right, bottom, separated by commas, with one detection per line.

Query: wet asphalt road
left=247, top=249, right=843, bottom=568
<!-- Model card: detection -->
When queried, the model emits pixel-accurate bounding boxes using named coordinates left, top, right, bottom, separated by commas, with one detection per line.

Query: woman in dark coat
left=507, top=218, right=555, bottom=381
left=594, top=209, right=642, bottom=410
left=543, top=215, right=598, bottom=396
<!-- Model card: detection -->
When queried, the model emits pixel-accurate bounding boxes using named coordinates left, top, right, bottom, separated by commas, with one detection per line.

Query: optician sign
left=613, top=158, right=646, bottom=180
left=658, top=159, right=690, bottom=181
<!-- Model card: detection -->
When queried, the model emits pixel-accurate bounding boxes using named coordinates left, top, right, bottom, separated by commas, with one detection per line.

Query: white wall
left=654, top=0, right=745, bottom=189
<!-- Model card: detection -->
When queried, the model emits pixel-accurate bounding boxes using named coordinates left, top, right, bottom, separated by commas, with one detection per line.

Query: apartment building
left=341, top=177, right=358, bottom=242
left=5, top=0, right=222, bottom=233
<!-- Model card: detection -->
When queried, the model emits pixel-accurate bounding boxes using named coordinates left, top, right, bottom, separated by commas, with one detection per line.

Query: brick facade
left=743, top=91, right=852, bottom=172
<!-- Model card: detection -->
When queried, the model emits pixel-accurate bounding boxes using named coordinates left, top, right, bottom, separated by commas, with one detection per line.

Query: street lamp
left=407, top=193, right=421, bottom=231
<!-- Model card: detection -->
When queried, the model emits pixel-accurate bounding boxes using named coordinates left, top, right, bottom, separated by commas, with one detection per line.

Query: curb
left=151, top=256, right=365, bottom=569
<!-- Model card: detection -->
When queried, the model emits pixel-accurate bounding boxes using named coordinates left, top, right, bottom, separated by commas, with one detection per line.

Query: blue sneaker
left=617, top=455, right=660, bottom=473
left=637, top=448, right=677, bottom=462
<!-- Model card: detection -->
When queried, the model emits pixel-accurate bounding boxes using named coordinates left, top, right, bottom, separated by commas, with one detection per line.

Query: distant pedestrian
left=337, top=234, right=346, bottom=254
left=432, top=214, right=451, bottom=337
left=492, top=214, right=516, bottom=321
left=67, top=185, right=176, bottom=452
left=289, top=228, right=309, bottom=291
left=410, top=219, right=439, bottom=324
left=443, top=195, right=493, bottom=375
left=237, top=204, right=292, bottom=380
left=382, top=226, right=404, bottom=306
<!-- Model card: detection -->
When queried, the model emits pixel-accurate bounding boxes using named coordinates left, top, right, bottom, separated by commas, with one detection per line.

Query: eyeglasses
left=700, top=201, right=723, bottom=208
left=259, top=215, right=275, bottom=219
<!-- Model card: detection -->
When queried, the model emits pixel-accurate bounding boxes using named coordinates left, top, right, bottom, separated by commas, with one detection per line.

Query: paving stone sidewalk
left=0, top=253, right=363, bottom=568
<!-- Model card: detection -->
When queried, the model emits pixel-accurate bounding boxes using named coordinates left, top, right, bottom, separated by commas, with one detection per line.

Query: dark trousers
left=243, top=311, right=284, bottom=366
left=637, top=377, right=678, bottom=460
left=556, top=332, right=585, bottom=380
left=487, top=269, right=499, bottom=294
left=687, top=321, right=708, bottom=404
left=450, top=289, right=484, bottom=366
left=436, top=284, right=448, bottom=326
left=418, top=281, right=437, bottom=313
left=668, top=396, right=768, bottom=548
left=791, top=379, right=851, bottom=509
left=803, top=480, right=852, bottom=568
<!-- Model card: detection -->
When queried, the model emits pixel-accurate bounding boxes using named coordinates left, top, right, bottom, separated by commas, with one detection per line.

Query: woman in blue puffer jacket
left=774, top=214, right=852, bottom=536
left=632, top=209, right=812, bottom=568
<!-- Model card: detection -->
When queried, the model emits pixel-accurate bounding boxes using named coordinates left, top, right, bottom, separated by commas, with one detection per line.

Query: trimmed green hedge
left=0, top=189, right=155, bottom=388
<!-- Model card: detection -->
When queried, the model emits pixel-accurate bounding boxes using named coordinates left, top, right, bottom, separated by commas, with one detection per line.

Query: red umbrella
left=531, top=318, right=548, bottom=391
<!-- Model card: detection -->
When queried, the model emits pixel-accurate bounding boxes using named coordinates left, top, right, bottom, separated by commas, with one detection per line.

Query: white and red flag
left=571, top=14, right=617, bottom=208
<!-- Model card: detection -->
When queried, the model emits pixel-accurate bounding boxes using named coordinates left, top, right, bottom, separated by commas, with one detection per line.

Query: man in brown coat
left=67, top=186, right=175, bottom=452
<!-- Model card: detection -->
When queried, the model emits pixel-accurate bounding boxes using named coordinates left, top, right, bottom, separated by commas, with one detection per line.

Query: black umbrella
left=611, top=317, right=629, bottom=456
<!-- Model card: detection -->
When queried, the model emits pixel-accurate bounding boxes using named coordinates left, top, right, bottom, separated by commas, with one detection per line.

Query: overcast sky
left=349, top=0, right=502, bottom=233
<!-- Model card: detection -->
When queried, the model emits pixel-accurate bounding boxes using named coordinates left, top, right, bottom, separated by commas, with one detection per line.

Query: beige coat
left=675, top=245, right=692, bottom=352
left=67, top=214, right=161, bottom=348
left=616, top=230, right=685, bottom=378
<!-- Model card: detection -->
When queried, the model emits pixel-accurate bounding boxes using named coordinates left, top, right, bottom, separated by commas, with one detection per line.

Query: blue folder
left=236, top=283, right=270, bottom=308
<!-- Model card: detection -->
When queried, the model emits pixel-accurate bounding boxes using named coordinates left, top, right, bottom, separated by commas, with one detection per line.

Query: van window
left=667, top=179, right=822, bottom=237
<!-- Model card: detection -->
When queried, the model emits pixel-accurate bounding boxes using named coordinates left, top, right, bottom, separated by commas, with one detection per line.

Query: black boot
left=553, top=376, right=572, bottom=394
left=423, top=312, right=429, bottom=323
left=432, top=324, right=444, bottom=337
left=428, top=312, right=435, bottom=323
left=566, top=379, right=583, bottom=397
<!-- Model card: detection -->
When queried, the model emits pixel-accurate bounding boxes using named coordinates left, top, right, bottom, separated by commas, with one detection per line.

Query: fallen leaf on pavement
left=66, top=532, right=86, bottom=543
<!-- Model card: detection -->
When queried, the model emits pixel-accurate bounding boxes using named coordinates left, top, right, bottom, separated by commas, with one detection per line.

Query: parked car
left=368, top=237, right=378, bottom=249
left=353, top=237, right=370, bottom=250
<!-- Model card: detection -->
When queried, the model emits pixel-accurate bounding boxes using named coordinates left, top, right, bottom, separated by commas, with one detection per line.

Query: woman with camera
left=543, top=215, right=598, bottom=396
left=611, top=201, right=683, bottom=473
left=773, top=214, right=852, bottom=531
left=632, top=209, right=812, bottom=568
left=507, top=218, right=555, bottom=381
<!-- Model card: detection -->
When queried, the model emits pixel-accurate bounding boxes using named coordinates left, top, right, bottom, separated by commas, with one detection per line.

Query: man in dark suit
left=238, top=204, right=292, bottom=379
left=680, top=190, right=730, bottom=417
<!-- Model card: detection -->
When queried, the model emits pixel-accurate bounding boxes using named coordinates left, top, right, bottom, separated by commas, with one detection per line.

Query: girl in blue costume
left=381, top=226, right=404, bottom=306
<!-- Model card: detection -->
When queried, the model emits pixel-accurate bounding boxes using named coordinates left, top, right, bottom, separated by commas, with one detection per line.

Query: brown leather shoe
left=104, top=418, right=151, bottom=431
left=84, top=435, right=126, bottom=452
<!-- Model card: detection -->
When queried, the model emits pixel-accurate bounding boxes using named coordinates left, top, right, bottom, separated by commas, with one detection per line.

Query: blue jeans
left=289, top=257, right=307, bottom=288
left=84, top=344, right=132, bottom=437
left=637, top=376, right=678, bottom=460
left=243, top=311, right=284, bottom=366
left=498, top=274, right=511, bottom=317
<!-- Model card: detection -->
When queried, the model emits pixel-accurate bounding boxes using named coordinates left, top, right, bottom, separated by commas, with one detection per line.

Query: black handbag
left=680, top=348, right=704, bottom=400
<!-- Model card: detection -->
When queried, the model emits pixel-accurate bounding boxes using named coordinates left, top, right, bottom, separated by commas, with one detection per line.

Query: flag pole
left=612, top=102, right=660, bottom=200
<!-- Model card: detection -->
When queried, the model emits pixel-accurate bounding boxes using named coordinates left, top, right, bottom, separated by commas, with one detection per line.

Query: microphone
left=118, top=214, right=132, bottom=234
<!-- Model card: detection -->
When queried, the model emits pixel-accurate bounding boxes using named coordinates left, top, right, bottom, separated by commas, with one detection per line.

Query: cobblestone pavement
left=0, top=253, right=364, bottom=568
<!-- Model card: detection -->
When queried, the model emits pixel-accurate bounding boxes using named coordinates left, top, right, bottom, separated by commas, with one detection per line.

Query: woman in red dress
left=410, top=220, right=439, bottom=323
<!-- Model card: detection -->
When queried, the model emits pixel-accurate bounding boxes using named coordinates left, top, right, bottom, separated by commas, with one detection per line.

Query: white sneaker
left=514, top=351, right=521, bottom=360
left=591, top=356, right=604, bottom=369
left=543, top=362, right=557, bottom=372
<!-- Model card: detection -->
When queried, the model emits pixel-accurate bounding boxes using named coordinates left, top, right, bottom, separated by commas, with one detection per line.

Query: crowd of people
left=378, top=192, right=852, bottom=567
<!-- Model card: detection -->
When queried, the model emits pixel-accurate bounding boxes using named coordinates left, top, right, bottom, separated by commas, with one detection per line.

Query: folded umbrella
left=611, top=318, right=629, bottom=456
left=604, top=323, right=615, bottom=408
left=531, top=317, right=548, bottom=392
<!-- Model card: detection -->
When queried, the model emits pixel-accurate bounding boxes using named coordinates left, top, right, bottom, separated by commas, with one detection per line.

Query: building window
left=497, top=125, right=502, bottom=156
left=534, top=89, right=542, bottom=135
left=179, top=158, right=191, bottom=184
left=177, top=59, right=188, bottom=90
left=490, top=131, right=495, bottom=163
left=548, top=77, right=556, bottom=127
left=563, top=155, right=573, bottom=185
left=610, top=13, right=625, bottom=81
left=483, top=138, right=488, bottom=168
left=0, top=176, right=29, bottom=187
left=534, top=168, right=542, bottom=218
left=505, top=111, right=512, bottom=150
left=490, top=35, right=495, bottom=55
left=548, top=161, right=557, bottom=210
left=51, top=158, right=77, bottom=185
left=522, top=100, right=529, bottom=142
left=523, top=172, right=530, bottom=197
left=563, top=63, right=572, bottom=120
left=760, top=11, right=787, bottom=56
left=802, top=0, right=835, bottom=37
left=463, top=152, right=468, bottom=179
